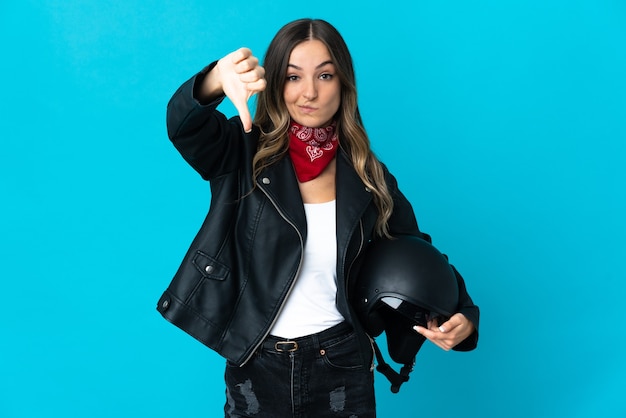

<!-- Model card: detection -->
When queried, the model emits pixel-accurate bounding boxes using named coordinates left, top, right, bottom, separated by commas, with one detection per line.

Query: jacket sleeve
left=384, top=165, right=480, bottom=351
left=449, top=265, right=480, bottom=351
left=166, top=62, right=249, bottom=180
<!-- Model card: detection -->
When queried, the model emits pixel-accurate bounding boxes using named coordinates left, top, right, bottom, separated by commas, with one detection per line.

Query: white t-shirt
left=269, top=200, right=345, bottom=338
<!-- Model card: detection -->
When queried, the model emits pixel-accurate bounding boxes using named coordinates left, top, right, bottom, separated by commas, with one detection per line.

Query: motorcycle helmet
left=351, top=234, right=459, bottom=392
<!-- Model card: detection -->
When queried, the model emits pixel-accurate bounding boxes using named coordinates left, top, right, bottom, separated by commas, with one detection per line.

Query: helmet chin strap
left=372, top=340, right=414, bottom=393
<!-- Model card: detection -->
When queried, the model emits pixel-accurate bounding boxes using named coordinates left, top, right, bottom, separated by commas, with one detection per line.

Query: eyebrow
left=287, top=60, right=334, bottom=71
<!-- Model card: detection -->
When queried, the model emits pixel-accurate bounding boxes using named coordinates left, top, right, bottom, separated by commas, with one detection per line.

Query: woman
left=158, top=18, right=479, bottom=417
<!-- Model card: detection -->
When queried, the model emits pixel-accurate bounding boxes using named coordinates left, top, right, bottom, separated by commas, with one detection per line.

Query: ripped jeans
left=224, top=321, right=376, bottom=417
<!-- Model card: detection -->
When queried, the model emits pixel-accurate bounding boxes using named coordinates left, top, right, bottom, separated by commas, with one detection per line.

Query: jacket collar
left=256, top=150, right=373, bottom=240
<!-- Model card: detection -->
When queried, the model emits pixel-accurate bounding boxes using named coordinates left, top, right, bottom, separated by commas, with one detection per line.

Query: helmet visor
left=381, top=297, right=429, bottom=328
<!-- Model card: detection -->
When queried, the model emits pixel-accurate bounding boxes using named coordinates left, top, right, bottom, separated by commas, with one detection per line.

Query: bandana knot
left=288, top=120, right=338, bottom=182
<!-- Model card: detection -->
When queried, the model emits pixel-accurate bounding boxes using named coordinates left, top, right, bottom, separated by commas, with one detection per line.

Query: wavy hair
left=253, top=18, right=393, bottom=237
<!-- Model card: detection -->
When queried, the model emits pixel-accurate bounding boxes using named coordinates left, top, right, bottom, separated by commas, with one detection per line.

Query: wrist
left=194, top=61, right=224, bottom=104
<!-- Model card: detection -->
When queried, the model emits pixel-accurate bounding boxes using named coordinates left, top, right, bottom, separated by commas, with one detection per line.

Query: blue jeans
left=224, top=322, right=376, bottom=417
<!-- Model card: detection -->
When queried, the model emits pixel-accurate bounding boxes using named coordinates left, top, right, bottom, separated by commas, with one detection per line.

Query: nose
left=302, top=78, right=318, bottom=100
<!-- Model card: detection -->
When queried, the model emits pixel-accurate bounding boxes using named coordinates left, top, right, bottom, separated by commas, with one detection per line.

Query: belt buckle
left=274, top=340, right=299, bottom=352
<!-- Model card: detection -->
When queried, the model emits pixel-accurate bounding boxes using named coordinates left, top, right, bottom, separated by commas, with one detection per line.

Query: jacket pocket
left=185, top=251, right=239, bottom=334
left=192, top=251, right=230, bottom=281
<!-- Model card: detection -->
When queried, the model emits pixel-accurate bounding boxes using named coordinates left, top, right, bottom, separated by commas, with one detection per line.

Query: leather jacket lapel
left=335, top=150, right=373, bottom=287
left=256, top=156, right=307, bottom=235
left=336, top=151, right=373, bottom=242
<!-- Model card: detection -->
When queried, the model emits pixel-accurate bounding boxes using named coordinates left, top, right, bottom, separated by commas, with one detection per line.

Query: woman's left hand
left=413, top=313, right=474, bottom=351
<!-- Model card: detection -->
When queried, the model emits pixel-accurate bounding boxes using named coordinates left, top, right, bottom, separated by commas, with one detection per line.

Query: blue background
left=1, top=1, right=625, bottom=417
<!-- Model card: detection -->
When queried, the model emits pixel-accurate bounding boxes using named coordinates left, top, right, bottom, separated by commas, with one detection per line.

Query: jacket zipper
left=239, top=182, right=305, bottom=367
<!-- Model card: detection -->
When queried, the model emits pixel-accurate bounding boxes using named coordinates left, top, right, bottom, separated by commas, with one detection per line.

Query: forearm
left=166, top=65, right=240, bottom=180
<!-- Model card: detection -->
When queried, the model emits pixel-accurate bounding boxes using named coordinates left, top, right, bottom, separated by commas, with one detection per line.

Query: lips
left=298, top=105, right=317, bottom=114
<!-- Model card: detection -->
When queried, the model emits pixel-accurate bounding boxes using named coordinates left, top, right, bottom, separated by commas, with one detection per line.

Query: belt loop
left=312, top=333, right=321, bottom=352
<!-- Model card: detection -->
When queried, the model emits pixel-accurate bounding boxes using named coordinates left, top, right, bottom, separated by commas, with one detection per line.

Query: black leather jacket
left=157, top=68, right=479, bottom=367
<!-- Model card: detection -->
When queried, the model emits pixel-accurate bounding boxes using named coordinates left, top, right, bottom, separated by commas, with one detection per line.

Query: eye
left=320, top=73, right=334, bottom=80
left=286, top=75, right=299, bottom=81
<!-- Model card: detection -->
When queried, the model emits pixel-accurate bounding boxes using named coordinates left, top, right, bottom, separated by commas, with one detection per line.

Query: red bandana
left=288, top=120, right=339, bottom=182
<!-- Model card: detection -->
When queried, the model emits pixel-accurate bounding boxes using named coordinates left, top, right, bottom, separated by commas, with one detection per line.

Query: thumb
left=233, top=99, right=253, bottom=133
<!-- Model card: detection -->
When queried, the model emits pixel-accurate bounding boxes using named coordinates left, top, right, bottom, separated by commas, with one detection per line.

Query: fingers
left=232, top=50, right=258, bottom=73
left=219, top=47, right=266, bottom=133
left=413, top=325, right=453, bottom=351
left=413, top=313, right=474, bottom=352
left=229, top=47, right=252, bottom=65
left=437, top=318, right=453, bottom=334
left=238, top=69, right=261, bottom=83
left=246, top=77, right=267, bottom=92
left=229, top=48, right=264, bottom=83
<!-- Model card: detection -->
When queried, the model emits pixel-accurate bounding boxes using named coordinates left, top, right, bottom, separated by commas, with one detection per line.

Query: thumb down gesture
left=213, top=48, right=266, bottom=132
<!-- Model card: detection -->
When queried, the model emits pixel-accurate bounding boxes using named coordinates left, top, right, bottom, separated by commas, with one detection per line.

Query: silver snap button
left=262, top=177, right=270, bottom=184
left=205, top=265, right=214, bottom=274
left=365, top=187, right=371, bottom=192
left=162, top=300, right=170, bottom=309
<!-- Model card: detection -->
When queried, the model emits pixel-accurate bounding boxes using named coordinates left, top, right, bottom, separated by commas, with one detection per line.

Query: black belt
left=262, top=321, right=353, bottom=353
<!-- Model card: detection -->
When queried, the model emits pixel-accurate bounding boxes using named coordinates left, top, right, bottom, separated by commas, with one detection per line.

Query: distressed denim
left=224, top=322, right=376, bottom=417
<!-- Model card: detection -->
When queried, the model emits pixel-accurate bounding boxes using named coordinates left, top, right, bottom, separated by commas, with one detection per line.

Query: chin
left=296, top=116, right=332, bottom=128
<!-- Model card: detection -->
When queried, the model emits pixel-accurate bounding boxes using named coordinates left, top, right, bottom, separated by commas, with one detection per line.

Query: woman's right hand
left=201, top=48, right=266, bottom=133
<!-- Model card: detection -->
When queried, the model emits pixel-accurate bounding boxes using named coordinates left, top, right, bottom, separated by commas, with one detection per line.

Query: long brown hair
left=253, top=18, right=393, bottom=238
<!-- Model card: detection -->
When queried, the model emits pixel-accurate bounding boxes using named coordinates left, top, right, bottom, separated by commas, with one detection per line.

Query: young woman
left=158, top=18, right=479, bottom=417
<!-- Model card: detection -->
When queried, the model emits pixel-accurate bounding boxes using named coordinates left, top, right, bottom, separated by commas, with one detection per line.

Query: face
left=283, top=39, right=341, bottom=128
